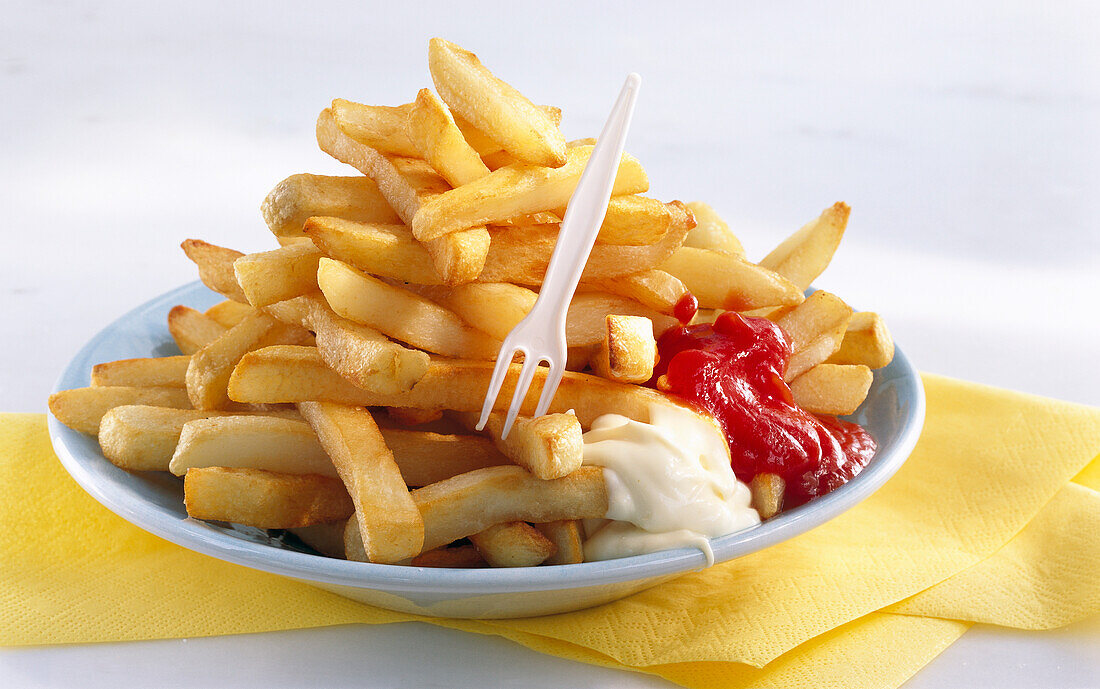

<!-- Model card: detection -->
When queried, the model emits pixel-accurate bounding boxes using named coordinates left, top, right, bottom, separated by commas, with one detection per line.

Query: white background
left=1, top=1, right=1097, bottom=687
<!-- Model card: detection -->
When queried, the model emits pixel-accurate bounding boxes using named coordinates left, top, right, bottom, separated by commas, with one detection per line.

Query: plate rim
left=48, top=281, right=926, bottom=595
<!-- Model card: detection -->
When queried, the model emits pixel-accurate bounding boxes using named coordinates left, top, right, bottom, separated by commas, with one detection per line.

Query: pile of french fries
left=49, top=39, right=895, bottom=566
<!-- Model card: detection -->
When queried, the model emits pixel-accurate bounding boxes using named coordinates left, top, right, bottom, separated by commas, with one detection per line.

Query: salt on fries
left=49, top=38, right=895, bottom=567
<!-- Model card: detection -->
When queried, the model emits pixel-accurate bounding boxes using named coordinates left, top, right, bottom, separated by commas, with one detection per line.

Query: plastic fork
left=476, top=73, right=642, bottom=439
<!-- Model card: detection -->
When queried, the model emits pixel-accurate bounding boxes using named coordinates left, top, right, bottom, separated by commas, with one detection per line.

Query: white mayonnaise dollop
left=581, top=403, right=760, bottom=565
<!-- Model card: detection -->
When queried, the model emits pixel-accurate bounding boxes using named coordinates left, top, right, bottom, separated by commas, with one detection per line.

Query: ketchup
left=651, top=311, right=875, bottom=507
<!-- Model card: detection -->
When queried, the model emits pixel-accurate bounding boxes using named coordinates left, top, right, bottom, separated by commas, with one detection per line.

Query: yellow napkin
left=2, top=374, right=1099, bottom=689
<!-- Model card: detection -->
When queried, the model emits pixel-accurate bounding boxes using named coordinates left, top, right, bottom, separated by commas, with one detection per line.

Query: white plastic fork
left=476, top=73, right=642, bottom=439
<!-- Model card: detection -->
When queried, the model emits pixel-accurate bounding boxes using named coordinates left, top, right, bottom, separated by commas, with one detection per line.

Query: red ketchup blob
left=651, top=311, right=875, bottom=507
left=673, top=293, right=699, bottom=324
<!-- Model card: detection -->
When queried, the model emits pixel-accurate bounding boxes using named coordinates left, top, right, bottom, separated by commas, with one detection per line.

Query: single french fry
left=428, top=38, right=567, bottom=168
left=593, top=270, right=691, bottom=317
left=168, top=305, right=227, bottom=354
left=453, top=106, right=562, bottom=157
left=590, top=315, right=658, bottom=384
left=684, top=201, right=744, bottom=256
left=750, top=473, right=785, bottom=520
left=566, top=292, right=676, bottom=346
left=186, top=311, right=278, bottom=410
left=305, top=217, right=444, bottom=285
left=261, top=173, right=401, bottom=238
left=298, top=401, right=424, bottom=564
left=316, top=108, right=489, bottom=285
left=98, top=405, right=299, bottom=472
left=413, top=465, right=607, bottom=552
left=826, top=311, right=895, bottom=369
left=317, top=258, right=500, bottom=359
left=407, top=88, right=491, bottom=187
left=410, top=145, right=648, bottom=241
left=181, top=239, right=247, bottom=303
left=184, top=467, right=354, bottom=529
left=331, top=99, right=419, bottom=157
left=466, top=411, right=583, bottom=480
left=554, top=196, right=673, bottom=246
left=169, top=415, right=338, bottom=477
left=533, top=520, right=584, bottom=565
left=205, top=300, right=257, bottom=328
left=662, top=247, right=805, bottom=311
left=379, top=427, right=511, bottom=486
left=759, top=202, right=850, bottom=290
left=91, top=355, right=190, bottom=388
left=233, top=243, right=322, bottom=308
left=469, top=522, right=556, bottom=567
left=790, top=364, right=873, bottom=415
left=410, top=544, right=486, bottom=568
left=228, top=346, right=678, bottom=429
left=430, top=282, right=537, bottom=342
left=49, top=386, right=192, bottom=436
left=776, top=291, right=853, bottom=382
left=480, top=202, right=693, bottom=284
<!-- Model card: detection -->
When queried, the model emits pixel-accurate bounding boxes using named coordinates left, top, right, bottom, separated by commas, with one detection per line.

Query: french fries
left=261, top=173, right=401, bottom=238
left=428, top=38, right=567, bottom=168
left=91, top=355, right=190, bottom=388
left=299, top=402, right=424, bottom=564
left=590, top=315, right=658, bottom=384
left=413, top=465, right=607, bottom=552
left=760, top=202, right=849, bottom=290
left=50, top=38, right=896, bottom=564
left=184, top=467, right=354, bottom=529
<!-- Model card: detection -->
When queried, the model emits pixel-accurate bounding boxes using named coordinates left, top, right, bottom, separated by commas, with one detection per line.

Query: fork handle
left=535, top=73, right=641, bottom=309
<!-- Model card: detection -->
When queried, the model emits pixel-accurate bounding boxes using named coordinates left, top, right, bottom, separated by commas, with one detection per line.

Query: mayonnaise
left=581, top=403, right=760, bottom=565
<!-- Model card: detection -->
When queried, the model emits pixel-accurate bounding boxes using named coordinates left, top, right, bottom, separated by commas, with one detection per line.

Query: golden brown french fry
left=592, top=270, right=691, bottom=317
left=533, top=520, right=584, bottom=565
left=428, top=38, right=567, bottom=168
left=298, top=401, right=424, bottom=564
left=316, top=109, right=489, bottom=284
left=168, top=415, right=338, bottom=477
left=826, top=311, right=895, bottom=369
left=789, top=364, right=873, bottom=415
left=413, top=465, right=607, bottom=552
left=590, top=315, right=658, bottom=384
left=468, top=411, right=583, bottom=480
left=233, top=243, right=321, bottom=308
left=168, top=305, right=227, bottom=355
left=186, top=311, right=278, bottom=410
left=49, top=386, right=192, bottom=436
left=480, top=202, right=693, bottom=284
left=566, top=292, right=676, bottom=346
left=453, top=106, right=562, bottom=157
left=205, top=300, right=257, bottom=328
left=555, top=196, right=674, bottom=246
left=661, top=247, right=805, bottom=311
left=305, top=296, right=431, bottom=394
left=330, top=99, right=419, bottom=157
left=228, top=345, right=678, bottom=428
left=91, top=355, right=190, bottom=388
left=429, top=282, right=537, bottom=341
left=184, top=467, right=354, bottom=529
left=261, top=173, right=401, bottom=238
left=407, top=88, right=491, bottom=187
left=750, top=473, right=785, bottom=520
left=776, top=291, right=853, bottom=382
left=379, top=427, right=510, bottom=486
left=410, top=544, right=486, bottom=568
left=317, top=258, right=500, bottom=359
left=469, top=522, right=556, bottom=567
left=305, top=217, right=444, bottom=285
left=759, top=202, right=850, bottom=290
left=684, top=201, right=744, bottom=256
left=410, top=145, right=648, bottom=241
left=180, top=239, right=247, bottom=303
left=98, top=405, right=298, bottom=472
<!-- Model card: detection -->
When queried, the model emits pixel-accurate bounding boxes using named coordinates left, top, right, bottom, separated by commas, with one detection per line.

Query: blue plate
left=48, top=282, right=925, bottom=618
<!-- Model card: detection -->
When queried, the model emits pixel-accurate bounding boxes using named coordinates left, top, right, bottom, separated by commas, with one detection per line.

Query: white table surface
left=2, top=1, right=1097, bottom=687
